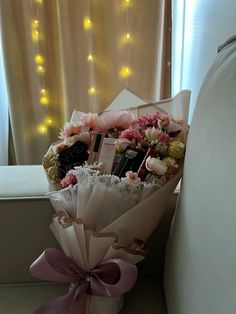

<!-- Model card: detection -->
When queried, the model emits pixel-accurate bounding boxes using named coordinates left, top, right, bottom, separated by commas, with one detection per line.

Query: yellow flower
left=42, top=152, right=54, bottom=169
left=42, top=153, right=60, bottom=183
left=163, top=157, right=179, bottom=175
left=167, top=140, right=185, bottom=159
left=47, top=166, right=61, bottom=183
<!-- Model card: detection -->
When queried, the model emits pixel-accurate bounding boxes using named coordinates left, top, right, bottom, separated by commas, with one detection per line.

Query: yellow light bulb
left=40, top=95, right=49, bottom=105
left=83, top=18, right=92, bottom=30
left=35, top=54, right=44, bottom=64
left=32, top=30, right=39, bottom=42
left=120, top=66, right=132, bottom=78
left=40, top=88, right=48, bottom=96
left=36, top=65, right=45, bottom=73
left=122, top=0, right=132, bottom=8
left=31, top=19, right=39, bottom=29
left=34, top=0, right=43, bottom=3
left=122, top=32, right=132, bottom=43
left=88, top=87, right=96, bottom=95
left=87, top=54, right=94, bottom=62
left=45, top=117, right=53, bottom=125
left=38, top=124, right=47, bottom=134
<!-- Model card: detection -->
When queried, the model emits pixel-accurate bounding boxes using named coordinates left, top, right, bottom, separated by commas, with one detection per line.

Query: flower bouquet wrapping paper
left=31, top=90, right=190, bottom=313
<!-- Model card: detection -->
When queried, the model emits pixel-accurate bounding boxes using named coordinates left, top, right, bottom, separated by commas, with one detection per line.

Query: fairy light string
left=31, top=0, right=134, bottom=132
left=120, top=0, right=132, bottom=83
left=83, top=1, right=97, bottom=112
left=30, top=0, right=53, bottom=135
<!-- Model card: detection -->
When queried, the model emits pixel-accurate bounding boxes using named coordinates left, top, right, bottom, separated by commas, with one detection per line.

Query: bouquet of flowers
left=31, top=91, right=190, bottom=314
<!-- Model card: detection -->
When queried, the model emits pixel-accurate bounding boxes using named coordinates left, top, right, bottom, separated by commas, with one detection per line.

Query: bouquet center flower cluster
left=43, top=109, right=188, bottom=189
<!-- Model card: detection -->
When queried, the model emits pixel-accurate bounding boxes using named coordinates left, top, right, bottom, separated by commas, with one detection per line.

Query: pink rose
left=61, top=171, right=77, bottom=188
left=95, top=110, right=134, bottom=132
left=145, top=156, right=168, bottom=176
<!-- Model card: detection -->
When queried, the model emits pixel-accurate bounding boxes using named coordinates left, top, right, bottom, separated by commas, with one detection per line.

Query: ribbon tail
left=33, top=287, right=75, bottom=314
left=69, top=290, right=87, bottom=314
left=33, top=283, right=88, bottom=314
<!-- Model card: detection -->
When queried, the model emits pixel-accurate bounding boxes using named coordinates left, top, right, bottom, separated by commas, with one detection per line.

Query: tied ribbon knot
left=30, top=248, right=138, bottom=314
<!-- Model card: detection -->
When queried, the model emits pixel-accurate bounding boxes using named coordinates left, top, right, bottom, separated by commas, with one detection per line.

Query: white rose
left=145, top=156, right=168, bottom=176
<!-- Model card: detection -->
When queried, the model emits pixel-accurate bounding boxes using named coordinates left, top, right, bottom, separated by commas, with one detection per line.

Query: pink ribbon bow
left=30, top=248, right=138, bottom=313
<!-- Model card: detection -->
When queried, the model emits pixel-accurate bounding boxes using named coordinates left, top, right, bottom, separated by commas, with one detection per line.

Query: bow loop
left=30, top=248, right=138, bottom=314
left=30, top=248, right=86, bottom=284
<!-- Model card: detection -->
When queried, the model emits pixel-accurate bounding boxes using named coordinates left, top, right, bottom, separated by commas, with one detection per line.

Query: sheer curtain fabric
left=0, top=0, right=171, bottom=164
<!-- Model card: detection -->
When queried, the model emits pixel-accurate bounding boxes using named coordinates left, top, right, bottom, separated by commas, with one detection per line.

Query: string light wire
left=30, top=0, right=53, bottom=134
left=120, top=0, right=132, bottom=83
left=85, top=0, right=96, bottom=112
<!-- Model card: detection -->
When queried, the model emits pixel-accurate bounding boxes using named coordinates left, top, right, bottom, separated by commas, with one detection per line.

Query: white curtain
left=0, top=34, right=9, bottom=166
left=172, top=0, right=236, bottom=122
left=0, top=0, right=171, bottom=165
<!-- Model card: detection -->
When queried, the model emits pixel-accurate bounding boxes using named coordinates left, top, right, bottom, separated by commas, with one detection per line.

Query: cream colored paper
left=45, top=89, right=190, bottom=313
left=49, top=214, right=145, bottom=314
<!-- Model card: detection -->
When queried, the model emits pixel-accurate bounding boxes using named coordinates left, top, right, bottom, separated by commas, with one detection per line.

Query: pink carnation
left=125, top=171, right=141, bottom=185
left=132, top=112, right=169, bottom=130
left=61, top=171, right=77, bottom=188
left=132, top=114, right=158, bottom=129
left=79, top=113, right=97, bottom=129
left=157, top=132, right=170, bottom=144
left=119, top=127, right=143, bottom=143
left=59, top=122, right=81, bottom=139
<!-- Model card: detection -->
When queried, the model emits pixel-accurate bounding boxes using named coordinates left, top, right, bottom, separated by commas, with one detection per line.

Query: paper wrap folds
left=33, top=89, right=190, bottom=313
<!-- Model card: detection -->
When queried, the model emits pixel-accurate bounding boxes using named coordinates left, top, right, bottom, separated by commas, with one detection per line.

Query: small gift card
left=98, top=138, right=117, bottom=174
